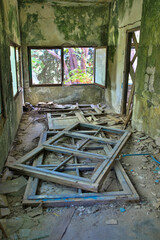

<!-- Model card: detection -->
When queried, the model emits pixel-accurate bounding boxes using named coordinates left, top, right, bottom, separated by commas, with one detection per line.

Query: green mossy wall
left=0, top=0, right=23, bottom=172
left=132, top=0, right=160, bottom=138
left=19, top=1, right=109, bottom=104
left=105, top=0, right=143, bottom=112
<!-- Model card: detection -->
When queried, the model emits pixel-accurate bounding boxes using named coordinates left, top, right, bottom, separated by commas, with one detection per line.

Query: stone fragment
left=0, top=208, right=10, bottom=217
left=155, top=138, right=160, bottom=147
left=125, top=163, right=130, bottom=167
left=19, top=229, right=31, bottom=238
left=154, top=149, right=159, bottom=154
left=0, top=195, right=8, bottom=207
left=153, top=202, right=160, bottom=209
left=142, top=167, right=147, bottom=170
left=0, top=217, right=24, bottom=238
left=2, top=168, right=13, bottom=181
left=105, top=219, right=118, bottom=225
left=140, top=184, right=146, bottom=188
left=142, top=157, right=148, bottom=163
left=134, top=205, right=141, bottom=209
left=151, top=192, right=157, bottom=196
left=27, top=207, right=43, bottom=218
left=6, top=156, right=16, bottom=165
left=0, top=176, right=27, bottom=196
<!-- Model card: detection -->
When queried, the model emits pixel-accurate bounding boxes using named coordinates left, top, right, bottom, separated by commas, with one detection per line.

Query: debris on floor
left=0, top=195, right=8, bottom=208
left=105, top=219, right=118, bottom=225
left=1, top=103, right=160, bottom=239
left=0, top=176, right=27, bottom=196
left=0, top=208, right=10, bottom=217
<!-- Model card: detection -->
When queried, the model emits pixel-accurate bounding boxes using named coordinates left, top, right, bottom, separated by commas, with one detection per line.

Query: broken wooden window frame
left=0, top=63, right=6, bottom=131
left=10, top=42, right=22, bottom=99
left=22, top=131, right=139, bottom=207
left=46, top=103, right=102, bottom=130
left=39, top=103, right=104, bottom=116
left=6, top=123, right=131, bottom=193
left=28, top=47, right=63, bottom=87
left=95, top=47, right=107, bottom=88
left=28, top=46, right=107, bottom=88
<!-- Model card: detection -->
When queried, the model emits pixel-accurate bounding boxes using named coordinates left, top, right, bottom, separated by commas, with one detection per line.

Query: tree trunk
left=47, top=50, right=69, bottom=79
left=81, top=48, right=88, bottom=73
left=69, top=48, right=78, bottom=70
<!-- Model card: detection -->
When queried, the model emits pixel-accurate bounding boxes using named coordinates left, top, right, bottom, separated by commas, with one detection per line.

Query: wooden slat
left=91, top=104, right=102, bottom=114
left=72, top=138, right=82, bottom=194
left=37, top=165, right=95, bottom=171
left=47, top=113, right=53, bottom=130
left=8, top=145, right=44, bottom=165
left=129, top=63, right=135, bottom=83
left=124, top=110, right=133, bottom=129
left=126, top=81, right=135, bottom=115
left=91, top=131, right=131, bottom=184
left=44, top=144, right=107, bottom=160
left=53, top=128, right=101, bottom=171
left=7, top=163, right=98, bottom=192
left=132, top=32, right=139, bottom=52
left=77, top=122, right=126, bottom=134
left=23, top=132, right=46, bottom=200
left=75, top=111, right=87, bottom=123
left=131, top=52, right=137, bottom=65
left=64, top=131, right=118, bottom=145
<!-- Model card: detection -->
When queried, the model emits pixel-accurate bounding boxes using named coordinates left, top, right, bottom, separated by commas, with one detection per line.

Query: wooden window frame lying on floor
left=47, top=110, right=87, bottom=130
left=38, top=103, right=103, bottom=114
left=6, top=123, right=131, bottom=192
left=22, top=131, right=139, bottom=207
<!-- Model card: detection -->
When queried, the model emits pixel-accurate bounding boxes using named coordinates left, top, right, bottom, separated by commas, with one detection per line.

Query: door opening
left=122, top=29, right=140, bottom=115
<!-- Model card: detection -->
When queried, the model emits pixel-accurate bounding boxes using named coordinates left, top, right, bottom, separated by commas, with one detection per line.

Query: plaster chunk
left=155, top=137, right=160, bottom=147
left=144, top=66, right=155, bottom=92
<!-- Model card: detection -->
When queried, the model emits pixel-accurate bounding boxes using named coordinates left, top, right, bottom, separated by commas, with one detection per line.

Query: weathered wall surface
left=105, top=0, right=143, bottom=112
left=0, top=0, right=23, bottom=171
left=132, top=0, right=160, bottom=138
left=19, top=0, right=109, bottom=105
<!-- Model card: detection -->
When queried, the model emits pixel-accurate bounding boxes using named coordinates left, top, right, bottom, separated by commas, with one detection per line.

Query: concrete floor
left=63, top=208, right=160, bottom=240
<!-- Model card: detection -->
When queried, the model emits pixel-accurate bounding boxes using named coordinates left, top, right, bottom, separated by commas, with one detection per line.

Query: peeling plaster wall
left=132, top=0, right=160, bottom=138
left=0, top=0, right=23, bottom=172
left=105, top=0, right=143, bottom=112
left=19, top=0, right=110, bottom=105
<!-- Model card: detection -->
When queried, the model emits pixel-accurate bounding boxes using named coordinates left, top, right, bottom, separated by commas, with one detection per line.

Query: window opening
left=10, top=46, right=18, bottom=96
left=30, top=48, right=62, bottom=85
left=63, top=47, right=94, bottom=85
left=29, top=46, right=107, bottom=87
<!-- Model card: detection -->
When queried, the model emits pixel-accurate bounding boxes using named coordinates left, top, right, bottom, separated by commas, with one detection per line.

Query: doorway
left=122, top=28, right=140, bottom=115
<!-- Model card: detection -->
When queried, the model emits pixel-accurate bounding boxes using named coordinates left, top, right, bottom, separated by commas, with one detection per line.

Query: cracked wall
left=0, top=0, right=23, bottom=171
left=105, top=0, right=143, bottom=112
left=19, top=0, right=110, bottom=104
left=132, top=0, right=160, bottom=138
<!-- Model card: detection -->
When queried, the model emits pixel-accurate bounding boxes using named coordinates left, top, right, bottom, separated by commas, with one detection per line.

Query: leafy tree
left=31, top=47, right=94, bottom=85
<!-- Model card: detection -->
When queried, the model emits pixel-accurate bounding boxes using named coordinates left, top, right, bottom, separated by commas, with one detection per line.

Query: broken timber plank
left=91, top=104, right=102, bottom=114
left=75, top=111, right=88, bottom=123
left=92, top=131, right=131, bottom=189
left=7, top=163, right=98, bottom=192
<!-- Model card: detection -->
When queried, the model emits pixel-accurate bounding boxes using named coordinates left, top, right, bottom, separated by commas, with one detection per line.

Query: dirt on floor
left=0, top=109, right=160, bottom=240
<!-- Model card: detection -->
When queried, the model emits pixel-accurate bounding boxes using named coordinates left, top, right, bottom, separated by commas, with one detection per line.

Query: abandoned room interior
left=0, top=0, right=160, bottom=239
